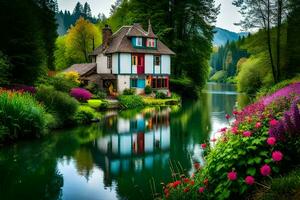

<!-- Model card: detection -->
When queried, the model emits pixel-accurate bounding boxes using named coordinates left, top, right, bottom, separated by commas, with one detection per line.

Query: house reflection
left=94, top=108, right=171, bottom=181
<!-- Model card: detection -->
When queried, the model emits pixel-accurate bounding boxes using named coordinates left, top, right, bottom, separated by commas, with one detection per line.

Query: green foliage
left=0, top=0, right=57, bottom=84
left=41, top=74, right=79, bottom=93
left=54, top=36, right=71, bottom=70
left=256, top=75, right=300, bottom=99
left=0, top=91, right=47, bottom=141
left=74, top=105, right=96, bottom=124
left=35, top=85, right=79, bottom=127
left=87, top=99, right=102, bottom=109
left=209, top=70, right=227, bottom=82
left=118, top=95, right=144, bottom=109
left=155, top=91, right=167, bottom=99
left=144, top=85, right=152, bottom=95
left=253, top=168, right=300, bottom=200
left=237, top=55, right=273, bottom=95
left=123, top=88, right=136, bottom=95
left=0, top=52, right=10, bottom=85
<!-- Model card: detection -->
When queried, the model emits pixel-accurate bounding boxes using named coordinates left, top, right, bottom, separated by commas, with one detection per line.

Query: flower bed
left=161, top=82, right=300, bottom=200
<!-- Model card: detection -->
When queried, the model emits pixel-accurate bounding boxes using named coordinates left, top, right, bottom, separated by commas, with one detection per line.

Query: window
left=130, top=78, right=138, bottom=87
left=132, top=55, right=137, bottom=66
left=154, top=56, right=160, bottom=66
left=107, top=55, right=112, bottom=69
left=147, top=39, right=155, bottom=48
left=151, top=77, right=169, bottom=89
left=136, top=37, right=143, bottom=47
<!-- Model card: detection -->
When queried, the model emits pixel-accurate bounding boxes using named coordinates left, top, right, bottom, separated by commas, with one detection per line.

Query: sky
left=57, top=0, right=242, bottom=32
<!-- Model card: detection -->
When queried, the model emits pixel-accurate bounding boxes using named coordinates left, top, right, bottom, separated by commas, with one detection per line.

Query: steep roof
left=91, top=24, right=175, bottom=56
left=64, top=63, right=96, bottom=76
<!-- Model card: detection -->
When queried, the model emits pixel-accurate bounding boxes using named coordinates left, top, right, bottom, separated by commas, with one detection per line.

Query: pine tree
left=83, top=2, right=92, bottom=18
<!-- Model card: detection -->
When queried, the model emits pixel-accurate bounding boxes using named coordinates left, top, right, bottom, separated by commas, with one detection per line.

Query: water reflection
left=0, top=83, right=249, bottom=200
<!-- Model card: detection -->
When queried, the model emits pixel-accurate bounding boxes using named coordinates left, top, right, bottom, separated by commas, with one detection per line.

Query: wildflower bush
left=0, top=89, right=47, bottom=142
left=162, top=82, right=300, bottom=200
left=36, top=85, right=79, bottom=127
left=70, top=88, right=92, bottom=102
left=40, top=73, right=79, bottom=93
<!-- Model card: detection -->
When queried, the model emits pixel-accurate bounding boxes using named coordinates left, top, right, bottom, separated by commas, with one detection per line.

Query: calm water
left=0, top=83, right=249, bottom=200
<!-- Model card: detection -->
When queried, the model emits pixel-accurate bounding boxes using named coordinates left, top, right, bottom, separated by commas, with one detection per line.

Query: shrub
left=94, top=90, right=107, bottom=99
left=70, top=88, right=92, bottom=102
left=156, top=91, right=167, bottom=99
left=0, top=52, right=10, bottom=85
left=209, top=70, right=227, bottom=82
left=123, top=88, right=136, bottom=95
left=43, top=75, right=79, bottom=93
left=87, top=99, right=102, bottom=109
left=0, top=90, right=47, bottom=141
left=118, top=95, right=144, bottom=109
left=36, top=85, right=79, bottom=127
left=144, top=85, right=152, bottom=95
left=74, top=106, right=96, bottom=124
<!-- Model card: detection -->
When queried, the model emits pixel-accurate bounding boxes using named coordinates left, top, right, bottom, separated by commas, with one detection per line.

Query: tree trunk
left=267, top=0, right=277, bottom=83
left=276, top=0, right=282, bottom=81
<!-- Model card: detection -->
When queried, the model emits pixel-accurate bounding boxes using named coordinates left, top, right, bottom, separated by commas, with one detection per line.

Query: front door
left=137, top=54, right=145, bottom=74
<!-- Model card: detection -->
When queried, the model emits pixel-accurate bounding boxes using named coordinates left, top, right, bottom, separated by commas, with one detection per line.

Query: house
left=67, top=21, right=175, bottom=94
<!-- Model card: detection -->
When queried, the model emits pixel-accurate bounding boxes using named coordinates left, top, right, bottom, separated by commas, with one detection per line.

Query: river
left=0, top=83, right=249, bottom=200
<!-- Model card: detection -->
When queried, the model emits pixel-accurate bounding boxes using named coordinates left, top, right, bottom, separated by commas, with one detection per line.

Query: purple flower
left=290, top=102, right=300, bottom=130
left=70, top=88, right=92, bottom=102
left=269, top=119, right=285, bottom=141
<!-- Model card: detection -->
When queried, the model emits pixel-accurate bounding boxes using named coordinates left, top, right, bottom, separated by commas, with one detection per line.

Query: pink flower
left=198, top=187, right=205, bottom=193
left=225, top=114, right=231, bottom=120
left=220, top=127, right=227, bottom=132
left=210, top=138, right=217, bottom=142
left=243, top=131, right=252, bottom=137
left=255, top=122, right=262, bottom=128
left=260, top=164, right=271, bottom=176
left=231, top=127, right=238, bottom=134
left=227, top=171, right=237, bottom=181
left=245, top=176, right=255, bottom=185
left=269, top=119, right=278, bottom=126
left=272, top=151, right=283, bottom=162
left=267, top=137, right=276, bottom=146
left=201, top=143, right=207, bottom=149
left=172, top=180, right=181, bottom=188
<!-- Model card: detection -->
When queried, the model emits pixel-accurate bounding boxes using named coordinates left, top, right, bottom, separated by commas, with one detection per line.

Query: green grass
left=142, top=96, right=180, bottom=106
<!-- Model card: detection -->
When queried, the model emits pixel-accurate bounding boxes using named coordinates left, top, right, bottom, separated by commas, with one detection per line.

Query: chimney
left=102, top=24, right=112, bottom=49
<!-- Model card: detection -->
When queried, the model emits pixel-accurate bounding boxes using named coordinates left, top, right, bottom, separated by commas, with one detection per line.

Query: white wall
left=117, top=75, right=130, bottom=93
left=154, top=64, right=160, bottom=74
left=120, top=53, right=131, bottom=74
left=96, top=54, right=111, bottom=74
left=117, top=118, right=130, bottom=133
left=161, top=55, right=171, bottom=74
left=112, top=53, right=119, bottom=74
left=145, top=54, right=153, bottom=74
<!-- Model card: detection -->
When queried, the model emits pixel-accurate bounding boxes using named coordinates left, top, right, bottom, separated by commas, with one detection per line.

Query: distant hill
left=213, top=27, right=249, bottom=46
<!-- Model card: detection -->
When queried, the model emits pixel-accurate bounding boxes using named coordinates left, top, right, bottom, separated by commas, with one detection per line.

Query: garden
left=160, top=81, right=300, bottom=200
left=0, top=71, right=180, bottom=144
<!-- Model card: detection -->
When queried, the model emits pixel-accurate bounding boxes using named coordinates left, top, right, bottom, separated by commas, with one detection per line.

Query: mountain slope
left=213, top=27, right=248, bottom=46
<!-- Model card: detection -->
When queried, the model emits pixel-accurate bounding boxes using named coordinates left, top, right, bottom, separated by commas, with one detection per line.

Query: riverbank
left=161, top=81, right=300, bottom=200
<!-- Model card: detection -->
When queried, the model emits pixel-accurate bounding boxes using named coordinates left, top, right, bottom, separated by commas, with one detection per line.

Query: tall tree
left=66, top=17, right=101, bottom=63
left=83, top=2, right=92, bottom=18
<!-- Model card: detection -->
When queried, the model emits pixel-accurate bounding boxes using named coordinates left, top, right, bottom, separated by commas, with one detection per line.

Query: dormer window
left=147, top=38, right=155, bottom=48
left=136, top=37, right=143, bottom=47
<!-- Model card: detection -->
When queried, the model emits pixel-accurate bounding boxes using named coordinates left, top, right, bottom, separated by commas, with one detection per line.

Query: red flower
left=260, top=164, right=271, bottom=176
left=203, top=178, right=209, bottom=185
left=267, top=137, right=276, bottom=146
left=194, top=162, right=201, bottom=170
left=198, top=187, right=205, bottom=193
left=245, top=176, right=255, bottom=185
left=164, top=188, right=169, bottom=194
left=210, top=138, right=217, bottom=142
left=227, top=171, right=237, bottom=181
left=220, top=127, right=227, bottom=132
left=183, top=178, right=190, bottom=183
left=201, top=143, right=207, bottom=149
left=183, top=187, right=190, bottom=193
left=225, top=114, right=231, bottom=120
left=272, top=151, right=283, bottom=161
left=190, top=180, right=195, bottom=185
left=172, top=180, right=181, bottom=188
left=233, top=110, right=239, bottom=115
